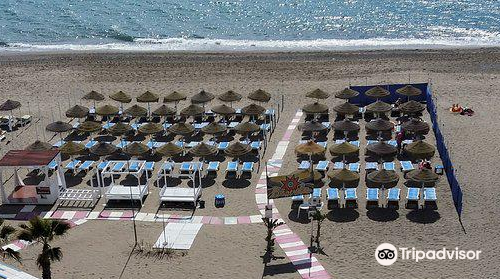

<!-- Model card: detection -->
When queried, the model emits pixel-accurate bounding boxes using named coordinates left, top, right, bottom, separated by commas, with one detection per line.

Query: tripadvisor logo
left=375, top=243, right=481, bottom=266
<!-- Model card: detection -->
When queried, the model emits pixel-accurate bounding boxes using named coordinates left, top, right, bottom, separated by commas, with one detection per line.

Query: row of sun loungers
left=291, top=187, right=437, bottom=212
left=304, top=160, right=415, bottom=173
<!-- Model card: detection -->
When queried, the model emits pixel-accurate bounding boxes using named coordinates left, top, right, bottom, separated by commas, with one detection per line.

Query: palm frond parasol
left=224, top=142, right=252, bottom=157
left=90, top=142, right=117, bottom=156
left=138, top=122, right=163, bottom=135
left=405, top=140, right=435, bottom=159
left=329, top=142, right=359, bottom=156
left=124, top=104, right=148, bottom=118
left=46, top=121, right=72, bottom=133
left=366, top=141, right=398, bottom=157
left=77, top=121, right=102, bottom=133
left=399, top=100, right=425, bottom=114
left=306, top=89, right=329, bottom=100
left=123, top=142, right=150, bottom=156
left=82, top=90, right=105, bottom=101
left=25, top=140, right=53, bottom=151
left=241, top=103, right=266, bottom=116
left=302, top=102, right=328, bottom=114
left=109, top=91, right=132, bottom=103
left=108, top=122, right=133, bottom=136
left=168, top=122, right=195, bottom=135
left=211, top=104, right=236, bottom=116
left=366, top=118, right=394, bottom=132
left=180, top=104, right=204, bottom=117
left=295, top=140, right=325, bottom=155
left=366, top=100, right=392, bottom=113
left=218, top=90, right=242, bottom=103
left=156, top=142, right=183, bottom=157
left=96, top=105, right=119, bottom=116
left=367, top=169, right=399, bottom=188
left=234, top=122, right=260, bottom=135
left=189, top=142, right=217, bottom=157
left=152, top=105, right=176, bottom=116
left=396, top=85, right=422, bottom=97
left=248, top=89, right=271, bottom=103
left=191, top=90, right=215, bottom=104
left=333, top=102, right=359, bottom=115
left=401, top=118, right=430, bottom=135
left=59, top=141, right=85, bottom=155
left=365, top=86, right=390, bottom=99
left=201, top=122, right=227, bottom=135
left=0, top=100, right=21, bottom=111
left=137, top=91, right=159, bottom=103
left=335, top=88, right=359, bottom=99
left=65, top=105, right=89, bottom=119
left=332, top=120, right=360, bottom=132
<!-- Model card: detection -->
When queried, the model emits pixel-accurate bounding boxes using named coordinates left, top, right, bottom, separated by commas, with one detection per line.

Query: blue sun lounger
left=187, top=141, right=199, bottom=148
left=53, top=140, right=65, bottom=148
left=160, top=162, right=173, bottom=173
left=225, top=161, right=238, bottom=178
left=242, top=162, right=254, bottom=173
left=365, top=162, right=379, bottom=172
left=180, top=162, right=192, bottom=173
left=162, top=123, right=172, bottom=130
left=48, top=160, right=58, bottom=170
left=102, top=122, right=115, bottom=130
left=218, top=142, right=229, bottom=150
left=405, top=187, right=420, bottom=209
left=327, top=188, right=340, bottom=209
left=317, top=142, right=327, bottom=148
left=97, top=161, right=109, bottom=171
left=367, top=140, right=378, bottom=145
left=291, top=194, right=304, bottom=209
left=207, top=161, right=220, bottom=172
left=344, top=188, right=358, bottom=209
left=131, top=123, right=141, bottom=131
left=349, top=163, right=360, bottom=172
left=349, top=140, right=360, bottom=147
left=116, top=141, right=130, bottom=149
left=111, top=162, right=126, bottom=172
left=78, top=160, right=95, bottom=173
left=400, top=161, right=415, bottom=172
left=128, top=161, right=140, bottom=172
left=387, top=140, right=397, bottom=147
left=322, top=122, right=331, bottom=130
left=260, top=123, right=271, bottom=131
left=175, top=141, right=185, bottom=148
left=250, top=141, right=261, bottom=150
left=315, top=160, right=329, bottom=172
left=383, top=162, right=396, bottom=171
left=228, top=122, right=239, bottom=129
left=145, top=161, right=155, bottom=172
left=387, top=188, right=401, bottom=209
left=85, top=140, right=98, bottom=149
left=333, top=162, right=344, bottom=169
left=65, top=160, right=81, bottom=171
left=366, top=188, right=379, bottom=209
left=298, top=160, right=311, bottom=170
left=424, top=188, right=438, bottom=210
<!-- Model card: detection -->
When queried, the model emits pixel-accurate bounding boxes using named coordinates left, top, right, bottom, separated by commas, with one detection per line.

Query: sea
left=0, top=0, right=499, bottom=52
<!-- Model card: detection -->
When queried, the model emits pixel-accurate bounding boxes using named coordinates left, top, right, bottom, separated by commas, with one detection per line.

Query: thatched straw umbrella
left=189, top=142, right=217, bottom=161
left=109, top=91, right=132, bottom=112
left=0, top=99, right=21, bottom=111
left=137, top=91, right=159, bottom=115
left=396, top=85, right=422, bottom=101
left=65, top=105, right=89, bottom=119
left=224, top=142, right=252, bottom=157
left=407, top=168, right=439, bottom=204
left=123, top=142, right=150, bottom=157
left=164, top=91, right=187, bottom=112
left=25, top=140, right=53, bottom=151
left=139, top=122, right=163, bottom=135
left=96, top=104, right=119, bottom=117
left=329, top=142, right=359, bottom=160
left=399, top=100, right=425, bottom=115
left=82, top=91, right=105, bottom=109
left=77, top=121, right=102, bottom=133
left=46, top=121, right=73, bottom=141
left=401, top=118, right=430, bottom=136
left=295, top=140, right=325, bottom=156
left=156, top=142, right=183, bottom=158
left=306, top=89, right=329, bottom=100
left=366, top=141, right=398, bottom=158
left=108, top=122, right=133, bottom=136
left=333, top=120, right=360, bottom=133
left=302, top=102, right=328, bottom=115
left=180, top=104, right=204, bottom=117
left=365, top=86, right=390, bottom=99
left=248, top=89, right=271, bottom=103
left=297, top=121, right=327, bottom=133
left=405, top=140, right=435, bottom=160
left=333, top=102, right=359, bottom=115
left=367, top=169, right=399, bottom=198
left=152, top=105, right=176, bottom=117
left=59, top=141, right=85, bottom=155
left=218, top=90, right=242, bottom=107
left=90, top=142, right=117, bottom=156
left=124, top=104, right=148, bottom=118
left=335, top=88, right=359, bottom=100
left=366, top=100, right=392, bottom=114
left=211, top=104, right=236, bottom=116
left=328, top=168, right=360, bottom=189
left=366, top=118, right=394, bottom=133
left=191, top=90, right=215, bottom=107
left=201, top=122, right=227, bottom=141
left=242, top=103, right=266, bottom=116
left=168, top=122, right=195, bottom=136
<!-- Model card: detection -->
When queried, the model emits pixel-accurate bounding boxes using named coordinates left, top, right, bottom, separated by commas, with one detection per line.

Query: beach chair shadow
left=262, top=262, right=296, bottom=277
left=366, top=208, right=399, bottom=222
left=287, top=210, right=311, bottom=224
left=188, top=178, right=215, bottom=189
left=406, top=209, right=441, bottom=224
left=222, top=179, right=251, bottom=189
left=327, top=208, right=359, bottom=223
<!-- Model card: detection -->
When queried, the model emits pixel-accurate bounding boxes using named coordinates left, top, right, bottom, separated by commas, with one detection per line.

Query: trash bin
left=215, top=194, right=225, bottom=208
left=434, top=165, right=444, bottom=175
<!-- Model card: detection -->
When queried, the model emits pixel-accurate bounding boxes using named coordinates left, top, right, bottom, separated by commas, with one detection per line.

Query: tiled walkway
left=254, top=110, right=331, bottom=279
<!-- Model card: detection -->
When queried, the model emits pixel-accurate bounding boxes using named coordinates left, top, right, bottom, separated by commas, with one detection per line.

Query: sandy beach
left=0, top=48, right=499, bottom=278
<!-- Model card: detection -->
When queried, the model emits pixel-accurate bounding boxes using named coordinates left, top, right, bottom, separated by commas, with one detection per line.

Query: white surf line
left=255, top=110, right=332, bottom=279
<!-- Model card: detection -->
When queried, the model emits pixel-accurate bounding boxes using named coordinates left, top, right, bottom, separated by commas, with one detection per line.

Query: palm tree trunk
left=42, top=261, right=51, bottom=279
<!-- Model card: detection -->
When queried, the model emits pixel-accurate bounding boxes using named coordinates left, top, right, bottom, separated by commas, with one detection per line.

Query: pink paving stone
left=275, top=235, right=301, bottom=243
left=237, top=216, right=251, bottom=224
left=167, top=215, right=180, bottom=222
left=301, top=270, right=330, bottom=279
left=257, top=178, right=267, bottom=184
left=12, top=240, right=26, bottom=249
left=255, top=188, right=267, bottom=194
left=282, top=130, right=293, bottom=140
left=276, top=224, right=289, bottom=230
left=120, top=211, right=134, bottom=219
left=209, top=217, right=223, bottom=225
left=288, top=254, right=314, bottom=262
left=74, top=211, right=88, bottom=219
left=201, top=216, right=212, bottom=224
left=272, top=213, right=281, bottom=219
left=50, top=211, right=65, bottom=219
left=283, top=245, right=309, bottom=252
left=99, top=211, right=111, bottom=218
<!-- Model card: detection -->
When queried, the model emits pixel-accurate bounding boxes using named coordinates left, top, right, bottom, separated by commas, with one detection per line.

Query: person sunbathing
left=461, top=106, right=474, bottom=116
left=450, top=104, right=463, bottom=113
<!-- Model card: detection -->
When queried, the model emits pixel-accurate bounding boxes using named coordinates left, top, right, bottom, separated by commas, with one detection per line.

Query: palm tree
left=262, top=217, right=284, bottom=264
left=312, top=211, right=327, bottom=249
left=17, top=217, right=71, bottom=279
left=0, top=219, right=21, bottom=262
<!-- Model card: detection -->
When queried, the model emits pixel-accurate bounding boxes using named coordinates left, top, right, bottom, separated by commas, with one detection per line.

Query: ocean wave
left=3, top=36, right=500, bottom=53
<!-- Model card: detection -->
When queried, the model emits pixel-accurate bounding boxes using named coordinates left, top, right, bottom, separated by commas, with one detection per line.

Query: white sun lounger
left=298, top=160, right=311, bottom=170
left=105, top=184, right=149, bottom=206
left=383, top=162, right=396, bottom=171
left=322, top=122, right=331, bottom=129
left=315, top=160, right=329, bottom=172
